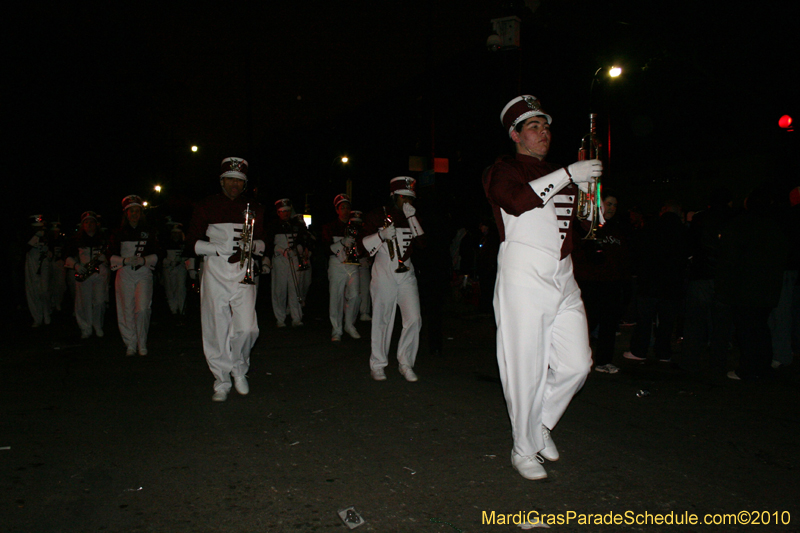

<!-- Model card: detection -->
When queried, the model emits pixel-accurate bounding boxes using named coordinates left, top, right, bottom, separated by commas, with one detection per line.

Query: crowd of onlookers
left=451, top=183, right=800, bottom=380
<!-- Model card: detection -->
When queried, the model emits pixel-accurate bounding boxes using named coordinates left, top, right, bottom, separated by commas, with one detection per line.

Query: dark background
left=8, top=0, right=799, bottom=229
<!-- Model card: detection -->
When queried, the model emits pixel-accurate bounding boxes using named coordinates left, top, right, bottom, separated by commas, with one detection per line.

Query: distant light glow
left=341, top=156, right=349, bottom=163
left=154, top=185, right=162, bottom=193
left=191, top=145, right=198, bottom=152
left=779, top=115, right=793, bottom=129
left=609, top=66, right=622, bottom=78
left=142, top=201, right=149, bottom=207
left=303, top=214, right=312, bottom=227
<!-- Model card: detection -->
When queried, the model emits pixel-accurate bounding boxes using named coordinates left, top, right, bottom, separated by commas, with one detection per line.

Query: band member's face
left=171, top=229, right=183, bottom=242
left=82, top=218, right=97, bottom=235
left=126, top=206, right=142, bottom=227
left=222, top=177, right=245, bottom=200
left=603, top=196, right=618, bottom=220
left=336, top=202, right=352, bottom=222
left=512, top=116, right=551, bottom=160
left=278, top=209, right=292, bottom=221
left=395, top=195, right=413, bottom=210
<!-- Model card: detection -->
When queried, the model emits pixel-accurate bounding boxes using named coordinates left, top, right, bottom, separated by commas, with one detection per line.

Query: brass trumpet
left=239, top=203, right=257, bottom=285
left=382, top=207, right=408, bottom=273
left=577, top=113, right=602, bottom=240
left=75, top=245, right=108, bottom=282
left=343, top=220, right=361, bottom=265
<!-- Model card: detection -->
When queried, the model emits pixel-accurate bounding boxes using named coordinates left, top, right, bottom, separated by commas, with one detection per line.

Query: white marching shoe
left=511, top=452, right=547, bottom=480
left=233, top=375, right=249, bottom=395
left=399, top=365, right=418, bottom=382
left=371, top=368, right=387, bottom=381
left=344, top=325, right=361, bottom=339
left=540, top=425, right=559, bottom=461
left=211, top=390, right=228, bottom=402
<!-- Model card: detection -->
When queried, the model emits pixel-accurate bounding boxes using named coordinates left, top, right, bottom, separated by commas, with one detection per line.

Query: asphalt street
left=2, top=286, right=799, bottom=532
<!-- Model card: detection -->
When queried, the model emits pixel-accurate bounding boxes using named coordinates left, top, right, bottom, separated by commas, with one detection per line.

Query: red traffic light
left=779, top=115, right=793, bottom=129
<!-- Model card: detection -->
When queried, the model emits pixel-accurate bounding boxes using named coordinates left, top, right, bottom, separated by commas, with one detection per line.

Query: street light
left=609, top=66, right=622, bottom=78
left=154, top=185, right=162, bottom=193
left=191, top=145, right=198, bottom=153
left=341, top=156, right=349, bottom=164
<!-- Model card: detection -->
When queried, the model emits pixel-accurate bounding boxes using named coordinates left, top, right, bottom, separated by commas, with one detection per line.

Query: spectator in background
left=624, top=201, right=688, bottom=363
left=677, top=189, right=734, bottom=373
left=573, top=190, right=631, bottom=373
left=768, top=186, right=800, bottom=369
left=717, top=186, right=788, bottom=380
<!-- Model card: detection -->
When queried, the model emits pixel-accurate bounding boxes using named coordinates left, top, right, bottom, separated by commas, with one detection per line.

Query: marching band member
left=162, top=221, right=188, bottom=315
left=483, top=95, right=601, bottom=480
left=25, top=214, right=52, bottom=327
left=109, top=196, right=159, bottom=356
left=64, top=211, right=109, bottom=339
left=351, top=210, right=373, bottom=322
left=185, top=157, right=266, bottom=402
left=267, top=199, right=308, bottom=328
left=48, top=221, right=67, bottom=313
left=322, top=194, right=361, bottom=342
left=358, top=177, right=425, bottom=382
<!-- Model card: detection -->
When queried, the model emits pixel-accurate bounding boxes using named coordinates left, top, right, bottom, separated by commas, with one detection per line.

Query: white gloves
left=567, top=159, right=603, bottom=183
left=75, top=264, right=88, bottom=275
left=402, top=203, right=416, bottom=218
left=379, top=225, right=396, bottom=241
left=341, top=236, right=355, bottom=248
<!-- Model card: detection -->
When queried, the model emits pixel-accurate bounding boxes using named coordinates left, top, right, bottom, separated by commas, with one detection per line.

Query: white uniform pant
left=163, top=264, right=187, bottom=314
left=369, top=268, right=421, bottom=371
left=494, top=242, right=591, bottom=457
left=25, top=251, right=51, bottom=325
left=115, top=268, right=153, bottom=352
left=202, top=256, right=259, bottom=393
left=271, top=254, right=303, bottom=324
left=359, top=258, right=372, bottom=316
left=328, top=257, right=360, bottom=335
left=75, top=271, right=108, bottom=336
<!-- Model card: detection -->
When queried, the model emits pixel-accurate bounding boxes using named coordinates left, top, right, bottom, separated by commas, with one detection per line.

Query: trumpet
left=239, top=203, right=257, bottom=285
left=343, top=220, right=361, bottom=265
left=75, top=245, right=108, bottom=282
left=382, top=207, right=408, bottom=273
left=577, top=113, right=602, bottom=240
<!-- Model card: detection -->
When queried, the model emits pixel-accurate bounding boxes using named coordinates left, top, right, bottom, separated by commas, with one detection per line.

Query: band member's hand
left=567, top=159, right=603, bottom=182
left=227, top=251, right=242, bottom=264
left=188, top=269, right=198, bottom=280
left=342, top=236, right=355, bottom=248
left=402, top=203, right=416, bottom=218
left=75, top=264, right=88, bottom=275
left=128, top=256, right=146, bottom=268
left=379, top=225, right=396, bottom=241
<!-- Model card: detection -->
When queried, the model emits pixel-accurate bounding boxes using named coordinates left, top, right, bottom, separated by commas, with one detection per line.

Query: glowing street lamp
left=154, top=185, right=162, bottom=193
left=191, top=145, right=198, bottom=153
left=341, top=156, right=349, bottom=164
left=609, top=66, right=622, bottom=78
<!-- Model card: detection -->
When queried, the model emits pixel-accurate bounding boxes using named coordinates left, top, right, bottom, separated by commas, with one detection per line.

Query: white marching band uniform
left=323, top=211, right=361, bottom=340
left=48, top=228, right=67, bottom=313
left=25, top=218, right=52, bottom=326
left=187, top=157, right=265, bottom=399
left=64, top=216, right=109, bottom=339
left=109, top=213, right=159, bottom=356
left=268, top=204, right=307, bottom=327
left=359, top=179, right=425, bottom=378
left=484, top=95, right=597, bottom=477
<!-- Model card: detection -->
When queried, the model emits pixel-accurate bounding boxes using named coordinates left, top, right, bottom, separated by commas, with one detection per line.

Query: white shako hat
left=81, top=211, right=99, bottom=223
left=500, top=95, right=552, bottom=138
left=350, top=210, right=363, bottom=223
left=30, top=214, right=45, bottom=227
left=275, top=198, right=293, bottom=212
left=333, top=193, right=351, bottom=208
left=220, top=157, right=248, bottom=181
left=121, top=195, right=144, bottom=211
left=389, top=176, right=416, bottom=198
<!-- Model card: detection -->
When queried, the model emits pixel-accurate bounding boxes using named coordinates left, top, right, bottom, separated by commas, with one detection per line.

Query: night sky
left=9, top=0, right=799, bottom=231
